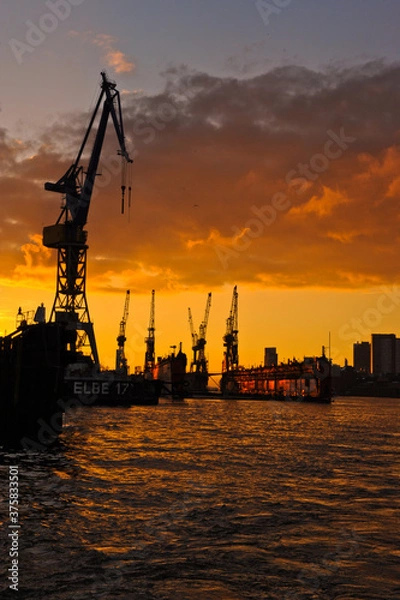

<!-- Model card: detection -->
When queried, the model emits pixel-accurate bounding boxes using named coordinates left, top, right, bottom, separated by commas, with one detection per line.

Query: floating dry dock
left=220, top=355, right=332, bottom=403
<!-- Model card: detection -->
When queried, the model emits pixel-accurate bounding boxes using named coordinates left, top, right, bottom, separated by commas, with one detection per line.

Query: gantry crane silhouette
left=42, top=72, right=132, bottom=367
left=144, top=289, right=155, bottom=376
left=116, top=290, right=130, bottom=375
left=223, top=286, right=239, bottom=373
left=188, top=292, right=212, bottom=374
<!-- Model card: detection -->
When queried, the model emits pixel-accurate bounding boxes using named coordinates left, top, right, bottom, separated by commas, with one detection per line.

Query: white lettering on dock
left=73, top=381, right=109, bottom=395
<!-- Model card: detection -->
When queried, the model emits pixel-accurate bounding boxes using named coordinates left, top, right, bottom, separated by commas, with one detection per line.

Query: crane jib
left=44, top=71, right=133, bottom=231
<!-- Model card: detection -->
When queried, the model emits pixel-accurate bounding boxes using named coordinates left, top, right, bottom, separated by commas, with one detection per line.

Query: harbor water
left=1, top=396, right=399, bottom=599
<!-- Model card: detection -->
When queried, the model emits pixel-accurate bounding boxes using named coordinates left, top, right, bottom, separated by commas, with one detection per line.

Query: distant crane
left=144, top=290, right=156, bottom=376
left=188, top=292, right=212, bottom=373
left=42, top=72, right=133, bottom=366
left=223, top=286, right=238, bottom=372
left=116, top=290, right=130, bottom=375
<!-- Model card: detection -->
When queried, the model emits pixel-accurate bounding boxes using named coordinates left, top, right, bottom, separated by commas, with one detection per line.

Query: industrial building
left=371, top=334, right=397, bottom=376
left=352, top=334, right=400, bottom=376
left=264, top=347, right=278, bottom=367
left=353, top=341, right=371, bottom=374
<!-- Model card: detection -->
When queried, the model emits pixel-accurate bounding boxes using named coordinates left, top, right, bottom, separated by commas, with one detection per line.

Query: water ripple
left=0, top=397, right=399, bottom=599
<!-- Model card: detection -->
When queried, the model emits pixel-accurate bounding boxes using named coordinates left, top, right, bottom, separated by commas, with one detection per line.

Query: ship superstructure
left=153, top=343, right=187, bottom=399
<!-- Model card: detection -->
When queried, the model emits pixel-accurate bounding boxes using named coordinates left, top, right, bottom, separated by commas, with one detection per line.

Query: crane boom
left=188, top=308, right=197, bottom=344
left=199, top=292, right=212, bottom=339
left=44, top=72, right=132, bottom=229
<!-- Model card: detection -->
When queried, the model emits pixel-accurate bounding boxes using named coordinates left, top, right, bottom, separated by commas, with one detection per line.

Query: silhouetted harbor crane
left=144, top=290, right=156, bottom=376
left=116, top=290, right=130, bottom=375
left=42, top=71, right=132, bottom=367
left=223, top=285, right=239, bottom=373
left=188, top=292, right=212, bottom=374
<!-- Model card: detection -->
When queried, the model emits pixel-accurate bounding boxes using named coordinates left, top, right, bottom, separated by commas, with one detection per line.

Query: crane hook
left=121, top=184, right=126, bottom=214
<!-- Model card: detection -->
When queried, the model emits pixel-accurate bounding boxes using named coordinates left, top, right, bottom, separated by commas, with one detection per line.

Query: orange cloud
left=91, top=33, right=135, bottom=73
left=2, top=60, right=400, bottom=297
left=68, top=31, right=135, bottom=74
left=289, top=187, right=349, bottom=218
left=105, top=50, right=135, bottom=74
left=0, top=234, right=53, bottom=289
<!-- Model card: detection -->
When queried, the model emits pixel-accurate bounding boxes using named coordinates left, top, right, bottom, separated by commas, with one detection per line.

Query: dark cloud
left=2, top=61, right=400, bottom=292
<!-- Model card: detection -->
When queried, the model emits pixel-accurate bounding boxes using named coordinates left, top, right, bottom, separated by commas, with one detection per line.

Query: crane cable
left=128, top=161, right=132, bottom=213
left=120, top=157, right=132, bottom=218
left=121, top=156, right=126, bottom=214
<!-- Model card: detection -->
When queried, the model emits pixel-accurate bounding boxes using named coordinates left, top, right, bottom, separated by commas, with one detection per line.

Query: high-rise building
left=353, top=341, right=371, bottom=373
left=264, top=347, right=278, bottom=367
left=372, top=334, right=396, bottom=375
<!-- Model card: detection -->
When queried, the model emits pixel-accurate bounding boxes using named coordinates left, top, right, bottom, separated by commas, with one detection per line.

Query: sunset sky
left=1, top=0, right=400, bottom=372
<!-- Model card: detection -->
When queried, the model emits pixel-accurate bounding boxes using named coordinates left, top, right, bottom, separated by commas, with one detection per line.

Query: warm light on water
left=1, top=397, right=399, bottom=599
